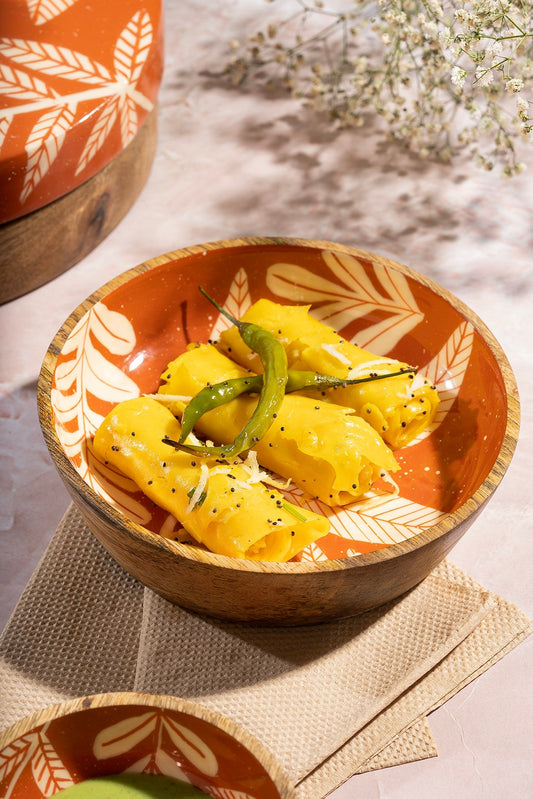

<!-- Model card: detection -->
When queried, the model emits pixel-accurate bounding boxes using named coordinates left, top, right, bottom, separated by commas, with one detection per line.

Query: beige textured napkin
left=0, top=505, right=530, bottom=798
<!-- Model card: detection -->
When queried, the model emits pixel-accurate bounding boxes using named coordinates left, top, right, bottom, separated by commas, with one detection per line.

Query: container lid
left=0, top=0, right=163, bottom=224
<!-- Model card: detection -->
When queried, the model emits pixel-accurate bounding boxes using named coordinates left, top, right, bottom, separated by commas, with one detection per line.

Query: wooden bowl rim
left=0, top=691, right=296, bottom=799
left=37, top=236, right=521, bottom=575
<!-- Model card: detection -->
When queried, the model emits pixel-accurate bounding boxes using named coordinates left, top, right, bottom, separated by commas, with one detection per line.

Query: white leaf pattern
left=27, top=0, right=81, bottom=26
left=1, top=734, right=41, bottom=799
left=53, top=302, right=152, bottom=524
left=94, top=713, right=158, bottom=760
left=1, top=8, right=157, bottom=207
left=20, top=103, right=75, bottom=202
left=209, top=268, right=251, bottom=340
left=267, top=250, right=424, bottom=354
left=53, top=302, right=139, bottom=451
left=93, top=712, right=218, bottom=779
left=1, top=714, right=256, bottom=797
left=86, top=349, right=141, bottom=404
left=31, top=730, right=74, bottom=796
left=162, top=718, right=218, bottom=778
left=81, top=301, right=137, bottom=355
left=0, top=38, right=112, bottom=84
left=51, top=382, right=103, bottom=426
left=330, top=497, right=446, bottom=545
left=0, top=64, right=57, bottom=99
left=152, top=749, right=192, bottom=783
left=75, top=95, right=119, bottom=175
left=118, top=91, right=138, bottom=147
left=0, top=117, right=9, bottom=149
left=0, top=736, right=34, bottom=784
left=114, top=11, right=153, bottom=86
left=424, top=319, right=474, bottom=393
left=413, top=320, right=474, bottom=443
left=279, top=487, right=445, bottom=559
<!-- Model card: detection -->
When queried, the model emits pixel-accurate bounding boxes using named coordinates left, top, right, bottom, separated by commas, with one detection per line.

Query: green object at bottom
left=54, top=773, right=207, bottom=797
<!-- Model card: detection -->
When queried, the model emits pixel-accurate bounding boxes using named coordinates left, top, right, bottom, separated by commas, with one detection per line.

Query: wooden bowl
left=0, top=692, right=295, bottom=798
left=37, top=237, right=520, bottom=625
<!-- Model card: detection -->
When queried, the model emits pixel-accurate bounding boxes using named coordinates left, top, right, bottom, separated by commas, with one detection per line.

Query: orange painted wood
left=0, top=692, right=296, bottom=799
left=0, top=0, right=163, bottom=224
left=0, top=110, right=157, bottom=305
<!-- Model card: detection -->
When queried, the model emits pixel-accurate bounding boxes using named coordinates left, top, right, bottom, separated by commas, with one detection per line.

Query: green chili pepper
left=178, top=375, right=263, bottom=442
left=166, top=287, right=288, bottom=459
left=177, top=367, right=416, bottom=443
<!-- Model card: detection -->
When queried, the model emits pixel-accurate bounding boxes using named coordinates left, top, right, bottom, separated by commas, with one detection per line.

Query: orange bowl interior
left=0, top=694, right=290, bottom=798
left=49, top=241, right=513, bottom=562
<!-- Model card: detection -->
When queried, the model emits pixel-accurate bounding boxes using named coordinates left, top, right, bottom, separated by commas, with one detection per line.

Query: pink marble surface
left=0, top=1, right=531, bottom=796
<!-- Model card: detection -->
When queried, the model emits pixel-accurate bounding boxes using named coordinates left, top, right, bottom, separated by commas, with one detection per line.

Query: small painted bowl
left=37, top=237, right=520, bottom=625
left=0, top=692, right=295, bottom=798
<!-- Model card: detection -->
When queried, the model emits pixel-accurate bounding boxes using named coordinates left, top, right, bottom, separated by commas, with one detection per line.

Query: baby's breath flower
left=225, top=0, right=533, bottom=175
left=486, top=39, right=502, bottom=59
left=428, top=0, right=444, bottom=17
left=517, top=97, right=530, bottom=119
left=448, top=41, right=462, bottom=58
left=423, top=20, right=439, bottom=38
left=451, top=65, right=467, bottom=86
left=354, top=56, right=368, bottom=74
left=506, top=78, right=524, bottom=93
left=438, top=28, right=451, bottom=47
left=475, top=66, right=494, bottom=87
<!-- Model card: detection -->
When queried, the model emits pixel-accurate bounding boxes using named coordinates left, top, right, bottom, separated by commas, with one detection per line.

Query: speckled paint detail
left=0, top=0, right=163, bottom=223
left=51, top=245, right=508, bottom=560
left=0, top=701, right=285, bottom=798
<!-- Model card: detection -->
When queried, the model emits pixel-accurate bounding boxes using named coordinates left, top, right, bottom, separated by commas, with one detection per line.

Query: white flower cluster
left=226, top=0, right=532, bottom=175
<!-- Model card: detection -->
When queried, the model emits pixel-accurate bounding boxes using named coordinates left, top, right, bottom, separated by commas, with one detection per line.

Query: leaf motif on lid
left=114, top=11, right=153, bottom=86
left=0, top=8, right=156, bottom=205
left=21, top=104, right=75, bottom=202
left=119, top=92, right=139, bottom=147
left=27, top=0, right=84, bottom=27
left=75, top=96, right=119, bottom=175
left=0, top=38, right=112, bottom=84
left=0, top=63, right=57, bottom=100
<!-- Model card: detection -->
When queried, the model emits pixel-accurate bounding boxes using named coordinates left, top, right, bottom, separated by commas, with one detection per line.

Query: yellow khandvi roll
left=217, top=299, right=440, bottom=450
left=157, top=344, right=399, bottom=506
left=93, top=397, right=329, bottom=561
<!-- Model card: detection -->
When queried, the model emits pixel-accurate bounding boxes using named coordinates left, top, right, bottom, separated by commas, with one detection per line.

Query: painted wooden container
left=0, top=0, right=163, bottom=302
